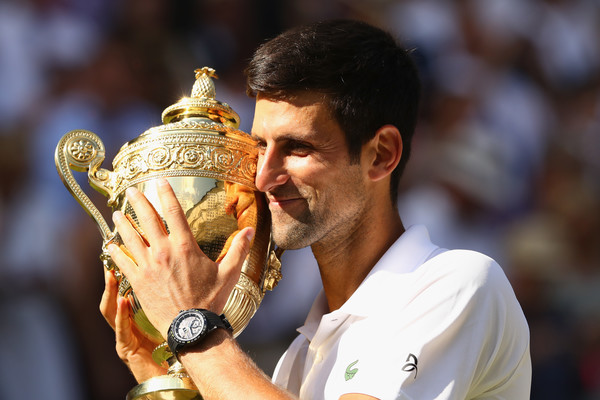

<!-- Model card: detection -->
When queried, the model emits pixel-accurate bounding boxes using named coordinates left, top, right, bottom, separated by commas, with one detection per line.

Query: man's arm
left=177, top=329, right=295, bottom=399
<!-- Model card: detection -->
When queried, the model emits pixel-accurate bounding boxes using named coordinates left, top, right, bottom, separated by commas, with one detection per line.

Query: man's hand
left=107, top=178, right=254, bottom=338
left=99, top=268, right=167, bottom=383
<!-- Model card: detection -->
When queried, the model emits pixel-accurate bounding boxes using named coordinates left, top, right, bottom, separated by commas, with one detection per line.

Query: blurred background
left=0, top=0, right=598, bottom=398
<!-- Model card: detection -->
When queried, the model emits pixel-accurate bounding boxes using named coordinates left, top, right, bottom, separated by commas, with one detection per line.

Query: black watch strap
left=204, top=310, right=232, bottom=331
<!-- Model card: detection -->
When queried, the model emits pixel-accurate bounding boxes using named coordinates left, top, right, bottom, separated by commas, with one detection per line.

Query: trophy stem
left=126, top=374, right=201, bottom=400
left=126, top=358, right=202, bottom=400
left=125, top=342, right=202, bottom=400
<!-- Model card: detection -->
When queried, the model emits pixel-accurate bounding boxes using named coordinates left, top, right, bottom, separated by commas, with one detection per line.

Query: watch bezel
left=171, top=309, right=208, bottom=345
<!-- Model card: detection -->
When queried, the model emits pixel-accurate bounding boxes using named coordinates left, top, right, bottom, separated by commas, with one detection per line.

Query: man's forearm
left=179, top=330, right=297, bottom=399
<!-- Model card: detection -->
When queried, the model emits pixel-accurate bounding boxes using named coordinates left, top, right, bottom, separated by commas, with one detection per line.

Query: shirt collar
left=297, top=225, right=440, bottom=339
left=297, top=290, right=328, bottom=341
left=340, top=224, right=440, bottom=317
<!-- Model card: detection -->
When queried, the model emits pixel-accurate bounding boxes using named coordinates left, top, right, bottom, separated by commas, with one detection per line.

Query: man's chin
left=275, top=243, right=307, bottom=251
left=272, top=235, right=305, bottom=250
left=271, top=226, right=312, bottom=251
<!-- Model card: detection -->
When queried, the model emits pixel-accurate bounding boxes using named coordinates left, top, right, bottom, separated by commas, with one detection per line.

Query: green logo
left=345, top=360, right=359, bottom=381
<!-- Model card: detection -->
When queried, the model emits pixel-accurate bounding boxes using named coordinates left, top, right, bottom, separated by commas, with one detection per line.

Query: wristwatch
left=167, top=308, right=233, bottom=359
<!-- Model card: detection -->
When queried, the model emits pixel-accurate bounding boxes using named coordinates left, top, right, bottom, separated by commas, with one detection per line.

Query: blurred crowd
left=0, top=0, right=598, bottom=399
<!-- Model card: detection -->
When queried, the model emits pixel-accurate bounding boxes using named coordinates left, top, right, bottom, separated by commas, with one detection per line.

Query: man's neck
left=311, top=207, right=405, bottom=312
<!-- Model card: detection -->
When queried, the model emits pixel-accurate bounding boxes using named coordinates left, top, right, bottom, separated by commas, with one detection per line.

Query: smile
left=269, top=197, right=300, bottom=206
left=267, top=196, right=305, bottom=211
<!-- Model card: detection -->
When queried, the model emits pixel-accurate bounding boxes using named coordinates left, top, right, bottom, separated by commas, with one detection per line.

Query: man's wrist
left=167, top=309, right=233, bottom=360
left=178, top=328, right=232, bottom=359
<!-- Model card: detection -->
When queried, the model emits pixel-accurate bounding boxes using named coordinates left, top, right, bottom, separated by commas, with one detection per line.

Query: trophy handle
left=263, top=246, right=284, bottom=293
left=55, top=129, right=114, bottom=241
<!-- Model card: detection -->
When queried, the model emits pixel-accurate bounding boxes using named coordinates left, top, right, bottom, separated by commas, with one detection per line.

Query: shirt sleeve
left=328, top=250, right=531, bottom=400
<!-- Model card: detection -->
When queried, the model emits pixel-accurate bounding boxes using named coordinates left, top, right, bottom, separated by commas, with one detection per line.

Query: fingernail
left=245, top=228, right=255, bottom=242
left=107, top=243, right=118, bottom=254
left=125, top=186, right=139, bottom=199
left=112, top=211, right=124, bottom=222
left=157, top=178, right=169, bottom=187
left=118, top=296, right=129, bottom=310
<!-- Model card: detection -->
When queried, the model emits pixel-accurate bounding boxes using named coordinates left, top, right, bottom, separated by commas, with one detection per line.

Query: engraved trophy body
left=55, top=68, right=282, bottom=400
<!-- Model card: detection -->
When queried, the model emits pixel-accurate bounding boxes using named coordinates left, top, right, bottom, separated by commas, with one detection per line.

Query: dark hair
left=245, top=19, right=421, bottom=201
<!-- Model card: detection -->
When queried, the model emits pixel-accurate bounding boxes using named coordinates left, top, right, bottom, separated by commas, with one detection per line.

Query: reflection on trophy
left=55, top=67, right=282, bottom=400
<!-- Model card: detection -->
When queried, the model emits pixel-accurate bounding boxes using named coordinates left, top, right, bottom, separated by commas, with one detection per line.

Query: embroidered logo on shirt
left=345, top=360, right=359, bottom=381
left=402, top=353, right=418, bottom=379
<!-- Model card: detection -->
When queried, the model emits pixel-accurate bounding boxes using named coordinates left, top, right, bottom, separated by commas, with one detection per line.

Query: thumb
left=220, top=227, right=255, bottom=278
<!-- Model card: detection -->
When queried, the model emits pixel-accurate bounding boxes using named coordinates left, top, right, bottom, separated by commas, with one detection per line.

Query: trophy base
left=126, top=375, right=202, bottom=400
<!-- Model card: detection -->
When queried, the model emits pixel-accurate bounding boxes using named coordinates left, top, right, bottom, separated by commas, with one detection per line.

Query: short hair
left=245, top=19, right=421, bottom=201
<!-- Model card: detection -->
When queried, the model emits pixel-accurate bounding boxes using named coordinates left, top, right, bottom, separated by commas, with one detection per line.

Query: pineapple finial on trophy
left=192, top=67, right=218, bottom=99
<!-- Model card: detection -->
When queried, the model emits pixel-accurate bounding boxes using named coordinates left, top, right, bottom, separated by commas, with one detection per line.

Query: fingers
left=125, top=186, right=168, bottom=244
left=220, top=227, right=255, bottom=279
left=100, top=268, right=119, bottom=330
left=113, top=211, right=147, bottom=262
left=100, top=268, right=136, bottom=343
left=155, top=178, right=196, bottom=244
left=125, top=214, right=150, bottom=246
left=107, top=240, right=139, bottom=284
left=115, top=297, right=135, bottom=351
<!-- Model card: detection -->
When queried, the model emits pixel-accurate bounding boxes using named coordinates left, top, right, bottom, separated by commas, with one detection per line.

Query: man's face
left=251, top=93, right=370, bottom=250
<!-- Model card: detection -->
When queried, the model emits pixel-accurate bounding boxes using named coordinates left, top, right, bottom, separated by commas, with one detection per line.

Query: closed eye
left=251, top=134, right=314, bottom=157
left=252, top=136, right=267, bottom=154
left=283, top=140, right=314, bottom=156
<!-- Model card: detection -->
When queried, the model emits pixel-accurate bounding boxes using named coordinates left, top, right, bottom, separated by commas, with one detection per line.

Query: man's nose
left=255, top=146, right=289, bottom=192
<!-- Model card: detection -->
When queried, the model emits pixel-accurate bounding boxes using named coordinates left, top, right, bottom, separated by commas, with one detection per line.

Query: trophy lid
left=160, top=67, right=240, bottom=128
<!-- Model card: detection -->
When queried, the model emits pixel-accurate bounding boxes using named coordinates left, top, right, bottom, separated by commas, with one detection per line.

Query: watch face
left=174, top=311, right=206, bottom=342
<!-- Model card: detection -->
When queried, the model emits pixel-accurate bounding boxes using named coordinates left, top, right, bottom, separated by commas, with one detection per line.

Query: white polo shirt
left=272, top=225, right=531, bottom=399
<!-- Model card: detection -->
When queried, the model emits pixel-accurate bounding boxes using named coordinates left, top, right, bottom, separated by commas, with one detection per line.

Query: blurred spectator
left=532, top=0, right=600, bottom=92
left=0, top=0, right=103, bottom=130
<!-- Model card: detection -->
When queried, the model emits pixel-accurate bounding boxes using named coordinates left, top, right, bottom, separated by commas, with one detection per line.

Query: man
left=101, top=19, right=531, bottom=399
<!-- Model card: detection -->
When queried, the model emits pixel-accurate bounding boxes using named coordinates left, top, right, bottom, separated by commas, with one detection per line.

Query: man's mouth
left=266, top=194, right=305, bottom=210
left=268, top=197, right=300, bottom=206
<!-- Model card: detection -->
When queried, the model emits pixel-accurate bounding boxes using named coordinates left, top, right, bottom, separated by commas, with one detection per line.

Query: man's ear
left=366, top=125, right=402, bottom=182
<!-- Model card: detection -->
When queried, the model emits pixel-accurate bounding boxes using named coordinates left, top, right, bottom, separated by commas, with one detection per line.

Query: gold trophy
left=55, top=67, right=282, bottom=400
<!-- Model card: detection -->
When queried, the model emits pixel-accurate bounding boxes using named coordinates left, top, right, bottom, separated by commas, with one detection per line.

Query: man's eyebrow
left=250, top=133, right=314, bottom=143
